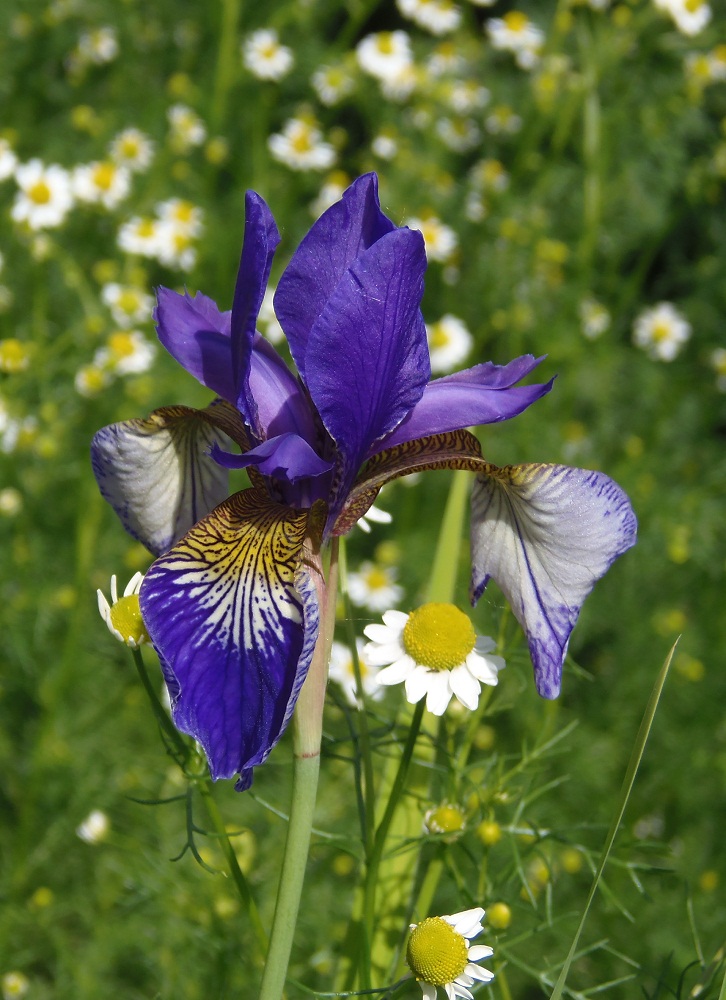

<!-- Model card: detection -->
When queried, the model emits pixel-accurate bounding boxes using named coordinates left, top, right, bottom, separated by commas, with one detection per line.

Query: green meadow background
left=0, top=0, right=724, bottom=997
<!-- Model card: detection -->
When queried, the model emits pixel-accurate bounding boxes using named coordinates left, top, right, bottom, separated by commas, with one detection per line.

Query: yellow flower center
left=121, top=137, right=141, bottom=157
left=363, top=566, right=390, bottom=590
left=28, top=180, right=51, bottom=204
left=110, top=594, right=150, bottom=645
left=172, top=200, right=195, bottom=223
left=0, top=339, right=30, bottom=373
left=503, top=10, right=529, bottom=32
left=377, top=32, right=395, bottom=55
left=108, top=332, right=137, bottom=358
left=117, top=289, right=142, bottom=315
left=92, top=162, right=116, bottom=190
left=407, top=917, right=469, bottom=985
left=651, top=320, right=672, bottom=343
left=429, top=323, right=451, bottom=350
left=684, top=0, right=704, bottom=11
left=403, top=603, right=476, bottom=671
left=136, top=218, right=156, bottom=238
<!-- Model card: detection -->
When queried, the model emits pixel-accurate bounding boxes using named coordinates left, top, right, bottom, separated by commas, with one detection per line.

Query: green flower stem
left=257, top=539, right=339, bottom=1000
left=339, top=537, right=376, bottom=857
left=361, top=700, right=425, bottom=986
left=131, top=646, right=189, bottom=766
left=197, top=781, right=268, bottom=960
left=210, top=0, right=242, bottom=131
left=426, top=470, right=470, bottom=604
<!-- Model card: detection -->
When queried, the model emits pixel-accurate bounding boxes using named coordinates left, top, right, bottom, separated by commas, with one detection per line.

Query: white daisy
left=487, top=12, right=544, bottom=70
left=117, top=215, right=162, bottom=258
left=406, top=215, right=458, bottom=263
left=101, top=283, right=154, bottom=327
left=11, top=159, right=74, bottom=230
left=242, top=28, right=294, bottom=81
left=74, top=364, right=111, bottom=397
left=406, top=906, right=494, bottom=1000
left=310, top=173, right=350, bottom=217
left=77, top=26, right=118, bottom=64
left=328, top=639, right=384, bottom=707
left=94, top=330, right=156, bottom=376
left=1, top=971, right=30, bottom=1000
left=268, top=117, right=336, bottom=172
left=155, top=197, right=204, bottom=237
left=365, top=604, right=504, bottom=716
left=579, top=297, right=610, bottom=340
left=97, top=572, right=150, bottom=648
left=0, top=487, right=23, bottom=517
left=470, top=158, right=509, bottom=193
left=311, top=64, right=355, bottom=106
left=257, top=286, right=285, bottom=344
left=426, top=42, right=466, bottom=78
left=155, top=220, right=199, bottom=271
left=76, top=809, right=110, bottom=844
left=446, top=81, right=490, bottom=114
left=653, top=0, right=711, bottom=36
left=0, top=139, right=18, bottom=181
left=356, top=31, right=413, bottom=83
left=710, top=347, right=726, bottom=391
left=397, top=0, right=462, bottom=36
left=427, top=314, right=473, bottom=373
left=435, top=117, right=481, bottom=153
left=73, top=160, right=131, bottom=210
left=167, top=103, right=207, bottom=151
left=632, top=301, right=691, bottom=361
left=348, top=561, right=403, bottom=611
left=109, top=127, right=155, bottom=172
left=372, top=132, right=399, bottom=160
left=484, top=105, right=522, bottom=135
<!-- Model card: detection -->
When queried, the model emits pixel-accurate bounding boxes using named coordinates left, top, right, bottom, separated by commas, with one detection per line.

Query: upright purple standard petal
left=376, top=357, right=553, bottom=454
left=470, top=463, right=637, bottom=698
left=230, top=192, right=281, bottom=435
left=274, top=173, right=396, bottom=379
left=303, top=227, right=430, bottom=520
left=155, top=289, right=235, bottom=402
left=140, top=489, right=322, bottom=786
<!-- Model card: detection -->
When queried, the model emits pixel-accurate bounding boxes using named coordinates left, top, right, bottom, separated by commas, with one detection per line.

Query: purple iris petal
left=231, top=192, right=281, bottom=435
left=274, top=172, right=396, bottom=380
left=212, top=433, right=334, bottom=484
left=139, top=489, right=320, bottom=787
left=303, top=227, right=430, bottom=521
left=248, top=335, right=319, bottom=445
left=155, top=288, right=235, bottom=401
left=374, top=357, right=554, bottom=454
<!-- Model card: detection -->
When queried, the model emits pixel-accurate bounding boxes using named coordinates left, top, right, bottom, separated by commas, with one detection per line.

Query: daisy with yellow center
left=109, top=127, right=155, bottom=172
left=407, top=907, right=494, bottom=1000
left=11, top=159, right=74, bottom=230
left=424, top=802, right=467, bottom=838
left=632, top=301, right=691, bottom=361
left=348, top=560, right=403, bottom=611
left=97, top=572, right=150, bottom=648
left=365, top=603, right=504, bottom=716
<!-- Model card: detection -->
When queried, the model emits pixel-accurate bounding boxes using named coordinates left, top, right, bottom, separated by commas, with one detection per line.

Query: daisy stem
left=361, top=700, right=425, bottom=986
left=130, top=646, right=189, bottom=766
left=257, top=539, right=339, bottom=1000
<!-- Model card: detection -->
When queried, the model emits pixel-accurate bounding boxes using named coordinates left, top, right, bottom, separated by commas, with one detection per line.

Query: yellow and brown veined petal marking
left=139, top=489, right=326, bottom=788
left=92, top=398, right=259, bottom=558
left=333, top=429, right=493, bottom=535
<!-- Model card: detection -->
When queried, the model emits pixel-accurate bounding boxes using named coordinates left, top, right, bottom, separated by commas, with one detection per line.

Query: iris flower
left=92, top=173, right=636, bottom=790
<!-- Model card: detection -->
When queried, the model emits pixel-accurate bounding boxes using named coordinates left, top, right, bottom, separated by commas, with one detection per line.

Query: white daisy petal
left=474, top=635, right=497, bottom=655
left=404, top=665, right=432, bottom=704
left=455, top=973, right=474, bottom=987
left=425, top=671, right=453, bottom=716
left=465, top=650, right=504, bottom=684
left=467, top=945, right=494, bottom=961
left=449, top=664, right=481, bottom=710
left=451, top=983, right=474, bottom=1000
left=449, top=908, right=486, bottom=937
left=382, top=609, right=409, bottom=629
left=421, top=984, right=437, bottom=1000
left=465, top=963, right=495, bottom=982
left=364, top=641, right=407, bottom=666
left=376, top=658, right=416, bottom=686
left=445, top=984, right=456, bottom=1000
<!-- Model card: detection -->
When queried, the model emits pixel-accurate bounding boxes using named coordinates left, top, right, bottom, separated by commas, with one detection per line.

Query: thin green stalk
left=257, top=539, right=338, bottom=1000
left=390, top=850, right=445, bottom=982
left=210, top=0, right=242, bottom=131
left=197, top=781, right=268, bottom=959
left=361, top=700, right=425, bottom=986
left=339, top=537, right=376, bottom=857
left=131, top=647, right=189, bottom=766
left=426, top=470, right=470, bottom=604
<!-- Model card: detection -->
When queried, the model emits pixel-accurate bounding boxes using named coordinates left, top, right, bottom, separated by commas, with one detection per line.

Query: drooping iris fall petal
left=139, top=489, right=325, bottom=789
left=470, top=463, right=637, bottom=698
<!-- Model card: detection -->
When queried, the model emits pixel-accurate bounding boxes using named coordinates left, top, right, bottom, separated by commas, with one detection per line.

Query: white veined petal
left=470, top=463, right=636, bottom=698
left=425, top=671, right=453, bottom=716
left=465, top=963, right=494, bottom=983
left=421, top=983, right=438, bottom=1000
left=467, top=945, right=494, bottom=961
left=449, top=664, right=481, bottom=710
left=404, top=665, right=432, bottom=704
left=376, top=657, right=416, bottom=686
left=465, top=650, right=504, bottom=684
